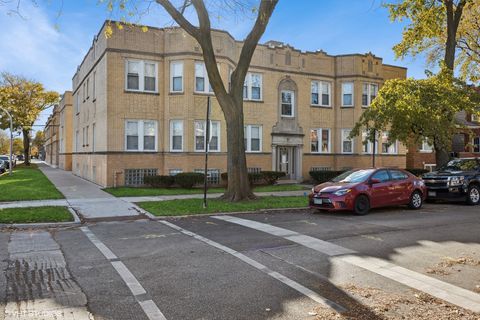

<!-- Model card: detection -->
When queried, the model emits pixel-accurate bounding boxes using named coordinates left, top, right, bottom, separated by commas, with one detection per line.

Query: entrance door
left=276, top=146, right=296, bottom=179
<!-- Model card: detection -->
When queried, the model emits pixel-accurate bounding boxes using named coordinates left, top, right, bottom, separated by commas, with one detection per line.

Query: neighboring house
left=44, top=105, right=60, bottom=167
left=406, top=111, right=480, bottom=170
left=58, top=92, right=73, bottom=171
left=71, top=21, right=407, bottom=187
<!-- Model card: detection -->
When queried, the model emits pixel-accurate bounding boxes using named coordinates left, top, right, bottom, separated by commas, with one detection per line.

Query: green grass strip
left=104, top=184, right=308, bottom=197
left=138, top=196, right=307, bottom=216
left=0, top=206, right=73, bottom=224
left=0, top=164, right=64, bottom=201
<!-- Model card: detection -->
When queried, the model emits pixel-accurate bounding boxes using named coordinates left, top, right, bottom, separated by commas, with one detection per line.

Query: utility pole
left=372, top=128, right=377, bottom=168
left=203, top=96, right=211, bottom=209
left=0, top=107, right=13, bottom=175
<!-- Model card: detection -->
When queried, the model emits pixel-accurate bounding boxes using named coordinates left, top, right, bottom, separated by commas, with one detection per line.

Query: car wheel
left=466, top=184, right=480, bottom=205
left=408, top=190, right=423, bottom=209
left=354, top=195, right=370, bottom=215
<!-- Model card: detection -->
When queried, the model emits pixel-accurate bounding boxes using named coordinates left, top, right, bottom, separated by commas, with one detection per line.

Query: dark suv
left=423, top=158, right=480, bottom=205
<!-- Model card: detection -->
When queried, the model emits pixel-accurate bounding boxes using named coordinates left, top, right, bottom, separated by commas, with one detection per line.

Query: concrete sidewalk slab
left=0, top=199, right=68, bottom=209
left=37, top=163, right=140, bottom=219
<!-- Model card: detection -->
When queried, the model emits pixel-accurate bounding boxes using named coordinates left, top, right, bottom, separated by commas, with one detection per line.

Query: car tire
left=408, top=190, right=423, bottom=209
left=354, top=195, right=370, bottom=215
left=466, top=184, right=480, bottom=206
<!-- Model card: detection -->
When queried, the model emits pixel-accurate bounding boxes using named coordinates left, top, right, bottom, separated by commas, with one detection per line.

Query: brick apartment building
left=406, top=111, right=480, bottom=170
left=70, top=21, right=408, bottom=187
left=45, top=91, right=73, bottom=170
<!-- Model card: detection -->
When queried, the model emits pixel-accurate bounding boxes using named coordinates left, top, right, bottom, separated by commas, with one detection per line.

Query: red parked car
left=309, top=168, right=427, bottom=215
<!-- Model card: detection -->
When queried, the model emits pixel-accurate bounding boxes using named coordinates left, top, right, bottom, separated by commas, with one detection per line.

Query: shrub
left=221, top=172, right=263, bottom=186
left=174, top=172, right=205, bottom=189
left=144, top=175, right=175, bottom=188
left=261, top=171, right=286, bottom=185
left=309, top=170, right=345, bottom=184
left=405, top=168, right=430, bottom=177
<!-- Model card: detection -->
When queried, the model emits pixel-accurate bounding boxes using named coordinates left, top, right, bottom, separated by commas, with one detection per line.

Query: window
left=281, top=90, right=294, bottom=117
left=86, top=126, right=89, bottom=147
left=473, top=137, right=480, bottom=153
left=82, top=127, right=85, bottom=147
left=194, top=169, right=220, bottom=185
left=92, top=123, right=96, bottom=152
left=311, top=81, right=331, bottom=106
left=93, top=71, right=96, bottom=100
left=125, top=169, right=157, bottom=186
left=420, top=139, right=433, bottom=153
left=362, top=83, right=378, bottom=107
left=361, top=130, right=374, bottom=154
left=310, top=128, right=330, bottom=153
left=243, top=73, right=263, bottom=100
left=390, top=170, right=408, bottom=181
left=75, top=93, right=80, bottom=114
left=170, top=120, right=183, bottom=152
left=170, top=61, right=183, bottom=92
left=341, top=129, right=354, bottom=154
left=75, top=130, right=79, bottom=151
left=169, top=169, right=183, bottom=176
left=194, top=120, right=220, bottom=152
left=125, top=60, right=158, bottom=92
left=125, top=120, right=157, bottom=151
left=381, top=131, right=397, bottom=154
left=83, top=82, right=86, bottom=101
left=342, top=82, right=354, bottom=107
left=244, top=125, right=262, bottom=152
left=371, top=170, right=390, bottom=183
left=195, top=62, right=213, bottom=93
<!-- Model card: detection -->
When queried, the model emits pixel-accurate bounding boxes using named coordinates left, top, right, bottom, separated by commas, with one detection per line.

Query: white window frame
left=244, top=125, right=262, bottom=152
left=124, top=120, right=158, bottom=152
left=194, top=120, right=221, bottom=152
left=472, top=136, right=480, bottom=153
left=170, top=120, right=184, bottom=152
left=280, top=90, right=295, bottom=118
left=243, top=72, right=263, bottom=101
left=311, top=81, right=331, bottom=107
left=341, top=129, right=354, bottom=154
left=125, top=59, right=158, bottom=93
left=420, top=138, right=433, bottom=153
left=169, top=169, right=183, bottom=176
left=194, top=62, right=213, bottom=94
left=362, top=83, right=378, bottom=107
left=361, top=130, right=374, bottom=154
left=92, top=123, right=96, bottom=152
left=381, top=131, right=398, bottom=154
left=170, top=61, right=184, bottom=93
left=310, top=128, right=331, bottom=153
left=341, top=82, right=354, bottom=107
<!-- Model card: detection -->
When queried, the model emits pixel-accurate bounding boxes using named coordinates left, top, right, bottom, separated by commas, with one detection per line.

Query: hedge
left=309, top=170, right=346, bottom=184
left=174, top=172, right=205, bottom=189
left=144, top=175, right=175, bottom=188
left=260, top=171, right=286, bottom=185
left=221, top=171, right=286, bottom=186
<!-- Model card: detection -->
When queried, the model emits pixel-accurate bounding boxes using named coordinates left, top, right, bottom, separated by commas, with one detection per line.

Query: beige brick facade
left=46, top=92, right=73, bottom=170
left=70, top=22, right=407, bottom=187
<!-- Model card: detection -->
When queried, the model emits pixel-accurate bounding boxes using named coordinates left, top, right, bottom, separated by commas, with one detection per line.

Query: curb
left=144, top=207, right=313, bottom=220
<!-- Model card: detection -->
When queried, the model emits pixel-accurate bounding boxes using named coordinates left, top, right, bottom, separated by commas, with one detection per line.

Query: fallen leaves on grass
left=314, top=284, right=480, bottom=320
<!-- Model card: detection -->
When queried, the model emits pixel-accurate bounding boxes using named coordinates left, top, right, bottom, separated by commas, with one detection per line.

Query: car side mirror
left=370, top=178, right=381, bottom=184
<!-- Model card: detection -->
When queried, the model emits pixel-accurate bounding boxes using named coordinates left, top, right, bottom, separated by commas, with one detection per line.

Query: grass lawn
left=137, top=196, right=307, bottom=216
left=0, top=206, right=73, bottom=224
left=104, top=184, right=309, bottom=197
left=0, top=164, right=64, bottom=202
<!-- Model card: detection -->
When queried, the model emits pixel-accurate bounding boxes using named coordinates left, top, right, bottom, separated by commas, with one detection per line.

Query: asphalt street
left=1, top=203, right=480, bottom=319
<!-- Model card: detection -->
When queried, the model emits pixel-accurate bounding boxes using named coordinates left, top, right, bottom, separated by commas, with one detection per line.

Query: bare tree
left=154, top=0, right=278, bottom=201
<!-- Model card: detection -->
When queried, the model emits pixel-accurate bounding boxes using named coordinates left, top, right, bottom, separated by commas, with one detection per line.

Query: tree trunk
left=434, top=142, right=450, bottom=169
left=22, top=129, right=30, bottom=166
left=220, top=106, right=255, bottom=201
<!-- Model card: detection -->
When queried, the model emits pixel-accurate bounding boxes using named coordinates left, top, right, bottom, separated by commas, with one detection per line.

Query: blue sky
left=0, top=0, right=430, bottom=131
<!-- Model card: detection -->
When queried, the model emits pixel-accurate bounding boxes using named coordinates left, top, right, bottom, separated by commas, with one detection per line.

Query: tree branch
left=155, top=0, right=199, bottom=39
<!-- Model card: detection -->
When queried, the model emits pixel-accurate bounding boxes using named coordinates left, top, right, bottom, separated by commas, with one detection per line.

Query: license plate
left=313, top=198, right=323, bottom=205
left=428, top=191, right=436, bottom=197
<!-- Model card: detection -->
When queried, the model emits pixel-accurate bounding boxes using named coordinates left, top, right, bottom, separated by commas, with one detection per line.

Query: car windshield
left=331, top=169, right=375, bottom=183
left=439, top=159, right=479, bottom=171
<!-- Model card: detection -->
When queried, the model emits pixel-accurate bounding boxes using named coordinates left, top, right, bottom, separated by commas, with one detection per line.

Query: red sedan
left=309, top=168, right=427, bottom=215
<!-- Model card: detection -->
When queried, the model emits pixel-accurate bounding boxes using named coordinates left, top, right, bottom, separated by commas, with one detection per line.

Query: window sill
left=124, top=90, right=159, bottom=95
left=193, top=92, right=215, bottom=96
left=310, top=105, right=332, bottom=108
left=280, top=115, right=295, bottom=118
left=125, top=150, right=158, bottom=153
left=169, top=91, right=184, bottom=95
left=244, top=99, right=264, bottom=103
left=194, top=150, right=221, bottom=153
left=340, top=106, right=354, bottom=108
left=170, top=149, right=184, bottom=153
left=419, top=150, right=434, bottom=153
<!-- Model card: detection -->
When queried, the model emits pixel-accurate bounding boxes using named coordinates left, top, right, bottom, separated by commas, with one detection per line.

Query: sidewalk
left=37, top=163, right=141, bottom=219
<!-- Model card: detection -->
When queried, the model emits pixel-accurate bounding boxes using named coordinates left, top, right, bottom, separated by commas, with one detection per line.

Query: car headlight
left=448, top=176, right=465, bottom=186
left=333, top=189, right=351, bottom=196
left=311, top=187, right=316, bottom=193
